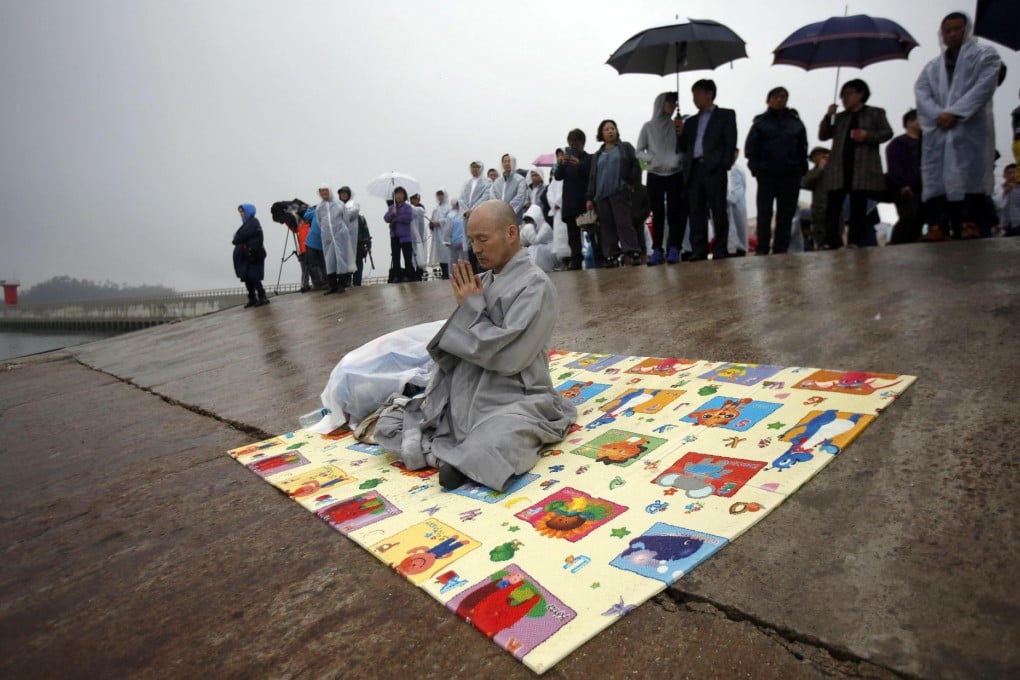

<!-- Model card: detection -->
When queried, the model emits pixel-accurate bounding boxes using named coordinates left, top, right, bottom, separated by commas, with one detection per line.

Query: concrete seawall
left=2, top=239, right=1018, bottom=679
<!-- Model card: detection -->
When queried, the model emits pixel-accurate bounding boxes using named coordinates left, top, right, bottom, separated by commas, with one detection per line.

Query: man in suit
left=680, top=79, right=737, bottom=260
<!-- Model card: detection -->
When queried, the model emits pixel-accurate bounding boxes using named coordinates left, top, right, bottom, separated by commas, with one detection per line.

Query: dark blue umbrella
left=772, top=14, right=919, bottom=70
left=975, top=0, right=1020, bottom=51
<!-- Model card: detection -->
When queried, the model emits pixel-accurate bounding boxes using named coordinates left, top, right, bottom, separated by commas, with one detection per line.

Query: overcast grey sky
left=1, top=0, right=1016, bottom=291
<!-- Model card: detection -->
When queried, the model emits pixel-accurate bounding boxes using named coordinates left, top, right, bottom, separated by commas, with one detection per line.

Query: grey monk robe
left=374, top=249, right=577, bottom=490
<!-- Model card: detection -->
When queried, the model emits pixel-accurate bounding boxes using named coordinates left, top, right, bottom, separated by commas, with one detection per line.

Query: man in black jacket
left=553, top=128, right=592, bottom=270
left=680, top=79, right=737, bottom=261
left=745, top=87, right=809, bottom=255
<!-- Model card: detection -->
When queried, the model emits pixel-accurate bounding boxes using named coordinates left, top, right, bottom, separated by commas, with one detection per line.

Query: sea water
left=0, top=330, right=116, bottom=361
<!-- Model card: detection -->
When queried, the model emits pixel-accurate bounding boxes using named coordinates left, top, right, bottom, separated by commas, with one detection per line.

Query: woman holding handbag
left=585, top=119, right=643, bottom=266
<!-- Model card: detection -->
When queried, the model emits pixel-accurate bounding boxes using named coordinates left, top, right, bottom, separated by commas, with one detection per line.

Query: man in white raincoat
left=915, top=11, right=1001, bottom=240
left=429, top=188, right=453, bottom=280
left=316, top=184, right=352, bottom=294
left=489, top=153, right=528, bottom=224
left=337, top=186, right=359, bottom=288
left=459, top=161, right=492, bottom=271
left=409, top=193, right=429, bottom=276
left=374, top=200, right=577, bottom=491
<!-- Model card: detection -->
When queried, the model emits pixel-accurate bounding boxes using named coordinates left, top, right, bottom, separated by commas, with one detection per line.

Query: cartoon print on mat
left=316, top=490, right=401, bottom=533
left=390, top=461, right=437, bottom=478
left=681, top=396, right=782, bottom=431
left=563, top=353, right=625, bottom=372
left=698, top=363, right=784, bottom=386
left=245, top=451, right=310, bottom=477
left=271, top=464, right=354, bottom=498
left=555, top=380, right=611, bottom=405
left=625, top=357, right=698, bottom=377
left=229, top=438, right=286, bottom=460
left=769, top=410, right=875, bottom=471
left=610, top=522, right=728, bottom=584
left=373, top=519, right=480, bottom=585
left=346, top=441, right=388, bottom=455
left=515, top=487, right=628, bottom=542
left=792, top=370, right=904, bottom=395
left=651, top=453, right=766, bottom=499
left=447, top=564, right=577, bottom=660
left=449, top=474, right=539, bottom=503
left=571, top=429, right=667, bottom=467
left=585, top=388, right=686, bottom=429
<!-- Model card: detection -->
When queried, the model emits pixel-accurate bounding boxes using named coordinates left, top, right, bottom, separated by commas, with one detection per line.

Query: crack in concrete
left=71, top=357, right=274, bottom=442
left=659, top=589, right=922, bottom=679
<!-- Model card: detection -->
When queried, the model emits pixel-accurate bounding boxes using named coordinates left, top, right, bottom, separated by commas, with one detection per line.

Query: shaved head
left=467, top=200, right=520, bottom=273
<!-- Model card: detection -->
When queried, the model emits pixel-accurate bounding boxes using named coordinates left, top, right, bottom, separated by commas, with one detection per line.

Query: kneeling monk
left=374, top=200, right=577, bottom=490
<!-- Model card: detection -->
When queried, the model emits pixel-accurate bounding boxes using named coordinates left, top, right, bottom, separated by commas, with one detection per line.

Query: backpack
left=357, top=215, right=372, bottom=245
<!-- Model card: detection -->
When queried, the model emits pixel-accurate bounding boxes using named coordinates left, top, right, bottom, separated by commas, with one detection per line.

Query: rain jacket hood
left=636, top=92, right=683, bottom=175
left=239, top=204, right=257, bottom=223
left=501, top=154, right=518, bottom=177
left=339, top=186, right=353, bottom=199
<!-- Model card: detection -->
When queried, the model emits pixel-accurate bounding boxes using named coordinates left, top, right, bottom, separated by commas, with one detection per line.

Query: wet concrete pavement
left=2, top=238, right=1018, bottom=679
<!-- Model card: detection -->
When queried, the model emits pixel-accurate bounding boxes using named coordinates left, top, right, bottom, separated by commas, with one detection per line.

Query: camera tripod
left=273, top=228, right=300, bottom=295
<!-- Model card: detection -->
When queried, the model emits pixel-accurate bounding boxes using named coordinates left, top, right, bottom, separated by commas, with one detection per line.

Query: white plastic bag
left=311, top=319, right=446, bottom=433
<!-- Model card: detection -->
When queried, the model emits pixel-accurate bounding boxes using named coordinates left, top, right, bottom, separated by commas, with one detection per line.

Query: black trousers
left=889, top=189, right=924, bottom=244
left=824, top=189, right=870, bottom=248
left=564, top=215, right=583, bottom=264
left=755, top=175, right=801, bottom=254
left=595, top=191, right=640, bottom=259
left=389, top=237, right=414, bottom=280
left=688, top=162, right=729, bottom=259
left=243, top=278, right=266, bottom=301
left=646, top=171, right=686, bottom=252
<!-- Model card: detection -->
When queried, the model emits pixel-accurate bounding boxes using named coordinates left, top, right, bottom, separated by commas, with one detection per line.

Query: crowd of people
left=231, top=12, right=1019, bottom=305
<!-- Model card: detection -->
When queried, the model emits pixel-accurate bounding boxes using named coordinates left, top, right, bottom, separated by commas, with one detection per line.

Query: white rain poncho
left=915, top=22, right=1001, bottom=201
left=520, top=204, right=559, bottom=272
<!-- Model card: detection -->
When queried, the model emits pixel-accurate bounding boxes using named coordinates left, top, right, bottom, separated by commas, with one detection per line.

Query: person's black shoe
left=244, top=300, right=256, bottom=308
left=734, top=249, right=747, bottom=257
left=438, top=463, right=467, bottom=490
left=255, top=298, right=270, bottom=307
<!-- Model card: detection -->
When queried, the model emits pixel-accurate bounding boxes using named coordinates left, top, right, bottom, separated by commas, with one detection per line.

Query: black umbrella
left=975, top=0, right=1019, bottom=51
left=606, top=19, right=748, bottom=92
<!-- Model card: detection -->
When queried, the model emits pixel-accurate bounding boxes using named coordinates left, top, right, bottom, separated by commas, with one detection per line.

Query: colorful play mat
left=229, top=351, right=914, bottom=674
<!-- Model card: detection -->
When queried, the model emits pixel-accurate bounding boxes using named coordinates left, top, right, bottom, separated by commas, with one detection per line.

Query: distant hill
left=18, top=276, right=177, bottom=304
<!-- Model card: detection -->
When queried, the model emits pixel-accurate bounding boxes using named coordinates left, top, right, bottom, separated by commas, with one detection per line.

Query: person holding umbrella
left=915, top=12, right=1002, bottom=241
left=585, top=119, right=643, bottom=266
left=384, top=186, right=416, bottom=283
left=818, top=79, right=892, bottom=249
left=679, top=79, right=738, bottom=261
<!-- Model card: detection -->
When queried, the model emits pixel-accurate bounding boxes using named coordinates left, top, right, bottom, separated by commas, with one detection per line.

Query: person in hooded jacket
left=409, top=193, right=429, bottom=277
left=554, top=129, right=592, bottom=270
left=525, top=169, right=550, bottom=222
left=316, top=184, right=351, bottom=294
left=745, top=86, right=809, bottom=255
left=490, top=154, right=529, bottom=224
left=520, top=204, right=559, bottom=272
left=429, top=188, right=453, bottom=279
left=384, top=186, right=416, bottom=282
left=915, top=12, right=1002, bottom=241
left=337, top=186, right=359, bottom=287
left=586, top=119, right=643, bottom=266
left=302, top=206, right=327, bottom=289
left=233, top=204, right=269, bottom=308
left=636, top=91, right=687, bottom=265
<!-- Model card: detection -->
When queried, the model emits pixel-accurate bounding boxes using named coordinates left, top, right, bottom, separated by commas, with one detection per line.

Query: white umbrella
left=366, top=171, right=420, bottom=200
